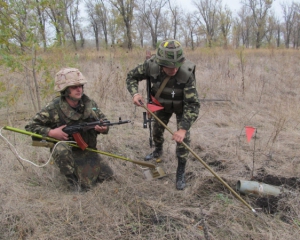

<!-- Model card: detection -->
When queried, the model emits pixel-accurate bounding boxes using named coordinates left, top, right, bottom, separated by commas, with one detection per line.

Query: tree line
left=0, top=0, right=299, bottom=53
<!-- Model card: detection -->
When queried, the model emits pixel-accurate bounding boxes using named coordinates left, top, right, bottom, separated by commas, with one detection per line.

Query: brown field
left=0, top=48, right=300, bottom=239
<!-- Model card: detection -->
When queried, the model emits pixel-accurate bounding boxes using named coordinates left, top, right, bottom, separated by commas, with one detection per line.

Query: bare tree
left=219, top=4, right=232, bottom=48
left=137, top=0, right=168, bottom=49
left=264, top=14, right=276, bottom=46
left=181, top=12, right=200, bottom=49
left=108, top=0, right=135, bottom=50
left=160, top=10, right=173, bottom=40
left=281, top=1, right=295, bottom=48
left=5, top=0, right=31, bottom=52
left=242, top=0, right=273, bottom=48
left=274, top=16, right=281, bottom=47
left=167, top=0, right=181, bottom=39
left=240, top=6, right=253, bottom=48
left=134, top=13, right=149, bottom=47
left=45, top=0, right=67, bottom=46
left=134, top=6, right=151, bottom=47
left=192, top=0, right=221, bottom=48
left=85, top=0, right=109, bottom=50
left=107, top=8, right=122, bottom=46
left=232, top=19, right=241, bottom=48
left=85, top=0, right=100, bottom=50
left=293, top=3, right=300, bottom=48
left=35, top=0, right=48, bottom=51
left=97, top=1, right=109, bottom=48
left=63, top=0, right=81, bottom=50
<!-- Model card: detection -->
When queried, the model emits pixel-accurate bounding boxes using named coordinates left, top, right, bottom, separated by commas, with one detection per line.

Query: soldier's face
left=162, top=67, right=178, bottom=76
left=68, top=85, right=83, bottom=100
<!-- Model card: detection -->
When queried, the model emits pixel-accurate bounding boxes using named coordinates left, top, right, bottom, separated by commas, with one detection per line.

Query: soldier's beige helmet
left=54, top=67, right=87, bottom=92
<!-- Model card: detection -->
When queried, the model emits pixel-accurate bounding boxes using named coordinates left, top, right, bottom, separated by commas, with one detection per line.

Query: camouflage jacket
left=25, top=94, right=107, bottom=149
left=126, top=57, right=200, bottom=131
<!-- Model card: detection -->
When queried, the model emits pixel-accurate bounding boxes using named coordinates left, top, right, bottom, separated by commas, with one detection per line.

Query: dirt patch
left=248, top=171, right=299, bottom=217
left=252, top=173, right=300, bottom=189
left=254, top=196, right=280, bottom=214
left=195, top=177, right=234, bottom=198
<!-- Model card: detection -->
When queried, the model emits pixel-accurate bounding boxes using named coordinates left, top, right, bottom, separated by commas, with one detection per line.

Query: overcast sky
left=176, top=0, right=294, bottom=18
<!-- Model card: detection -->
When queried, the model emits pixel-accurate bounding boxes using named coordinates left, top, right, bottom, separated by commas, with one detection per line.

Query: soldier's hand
left=133, top=93, right=144, bottom=106
left=95, top=124, right=108, bottom=133
left=172, top=129, right=186, bottom=143
left=48, top=125, right=68, bottom=141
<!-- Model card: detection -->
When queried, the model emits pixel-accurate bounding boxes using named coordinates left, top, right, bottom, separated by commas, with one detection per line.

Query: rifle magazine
left=72, top=133, right=88, bottom=150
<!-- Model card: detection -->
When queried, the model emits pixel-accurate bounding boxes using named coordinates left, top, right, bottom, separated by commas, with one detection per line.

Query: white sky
left=176, top=0, right=294, bottom=18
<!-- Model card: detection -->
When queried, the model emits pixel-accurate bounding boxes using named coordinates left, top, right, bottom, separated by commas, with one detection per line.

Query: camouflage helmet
left=155, top=40, right=185, bottom=68
left=54, top=67, right=87, bottom=92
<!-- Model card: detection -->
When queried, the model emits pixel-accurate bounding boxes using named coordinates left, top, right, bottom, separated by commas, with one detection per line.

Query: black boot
left=65, top=173, right=80, bottom=191
left=97, top=161, right=114, bottom=183
left=176, top=162, right=186, bottom=190
left=144, top=148, right=163, bottom=161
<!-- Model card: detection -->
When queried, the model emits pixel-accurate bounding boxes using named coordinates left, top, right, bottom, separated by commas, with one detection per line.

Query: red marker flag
left=245, top=126, right=256, bottom=142
left=147, top=103, right=164, bottom=112
left=147, top=95, right=164, bottom=112
left=151, top=95, right=163, bottom=107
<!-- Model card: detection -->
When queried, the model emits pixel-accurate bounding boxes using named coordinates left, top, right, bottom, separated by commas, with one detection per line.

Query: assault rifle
left=62, top=117, right=131, bottom=150
left=30, top=118, right=130, bottom=150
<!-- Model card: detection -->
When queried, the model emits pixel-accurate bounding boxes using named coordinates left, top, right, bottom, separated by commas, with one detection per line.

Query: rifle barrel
left=63, top=119, right=131, bottom=133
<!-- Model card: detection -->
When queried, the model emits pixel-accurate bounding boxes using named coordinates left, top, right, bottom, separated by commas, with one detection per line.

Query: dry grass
left=1, top=47, right=300, bottom=239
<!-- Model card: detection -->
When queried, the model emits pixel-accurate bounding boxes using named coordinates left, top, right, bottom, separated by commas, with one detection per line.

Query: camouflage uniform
left=126, top=40, right=200, bottom=189
left=25, top=93, right=113, bottom=189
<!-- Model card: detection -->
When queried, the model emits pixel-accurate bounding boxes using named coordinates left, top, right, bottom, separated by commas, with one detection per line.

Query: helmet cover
left=155, top=40, right=185, bottom=68
left=54, top=68, right=87, bottom=92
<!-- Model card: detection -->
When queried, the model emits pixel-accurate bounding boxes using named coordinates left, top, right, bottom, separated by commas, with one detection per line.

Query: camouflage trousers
left=52, top=142, right=113, bottom=188
left=153, top=111, right=190, bottom=164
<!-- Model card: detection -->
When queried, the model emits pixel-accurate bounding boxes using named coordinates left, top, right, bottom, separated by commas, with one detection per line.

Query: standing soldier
left=25, top=67, right=113, bottom=190
left=126, top=40, right=200, bottom=190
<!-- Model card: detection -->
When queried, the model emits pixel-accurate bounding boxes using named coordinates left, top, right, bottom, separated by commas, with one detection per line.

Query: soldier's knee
left=176, top=148, right=189, bottom=159
left=52, top=142, right=71, bottom=158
